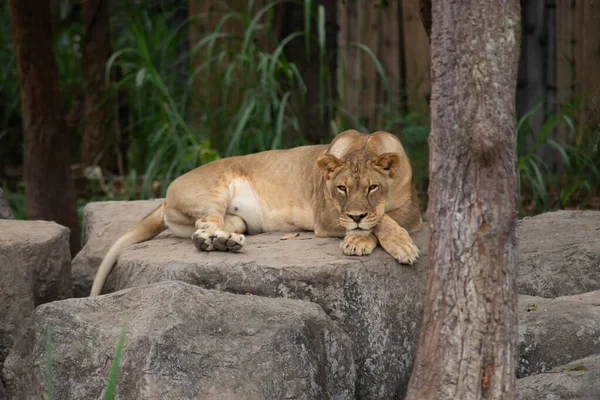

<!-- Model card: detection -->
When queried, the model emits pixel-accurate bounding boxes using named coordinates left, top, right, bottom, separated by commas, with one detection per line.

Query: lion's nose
left=347, top=213, right=367, bottom=223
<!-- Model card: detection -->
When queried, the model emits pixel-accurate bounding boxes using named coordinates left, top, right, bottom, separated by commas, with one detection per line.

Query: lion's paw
left=386, top=239, right=419, bottom=265
left=192, top=229, right=214, bottom=251
left=212, top=230, right=245, bottom=252
left=341, top=234, right=377, bottom=256
left=192, top=229, right=245, bottom=252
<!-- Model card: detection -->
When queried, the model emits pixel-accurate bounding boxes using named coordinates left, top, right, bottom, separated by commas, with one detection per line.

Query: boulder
left=518, top=294, right=600, bottom=378
left=517, top=211, right=600, bottom=298
left=517, top=354, right=600, bottom=400
left=71, top=199, right=163, bottom=297
left=2, top=281, right=355, bottom=400
left=77, top=205, right=600, bottom=397
left=0, top=188, right=14, bottom=219
left=557, top=289, right=600, bottom=305
left=0, top=220, right=71, bottom=366
left=73, top=200, right=429, bottom=399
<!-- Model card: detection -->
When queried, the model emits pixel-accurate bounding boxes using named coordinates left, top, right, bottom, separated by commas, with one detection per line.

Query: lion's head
left=317, top=150, right=401, bottom=232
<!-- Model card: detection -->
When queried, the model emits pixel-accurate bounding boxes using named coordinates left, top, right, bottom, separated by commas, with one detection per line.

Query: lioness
left=90, top=130, right=422, bottom=296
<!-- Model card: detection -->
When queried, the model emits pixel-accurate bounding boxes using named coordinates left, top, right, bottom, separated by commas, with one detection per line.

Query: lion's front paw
left=385, top=239, right=419, bottom=265
left=341, top=233, right=377, bottom=256
left=212, top=230, right=245, bottom=252
left=192, top=229, right=245, bottom=252
left=192, top=229, right=214, bottom=251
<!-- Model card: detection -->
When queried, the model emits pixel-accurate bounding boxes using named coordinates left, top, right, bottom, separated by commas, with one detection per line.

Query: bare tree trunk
left=80, top=0, right=115, bottom=168
left=9, top=0, right=80, bottom=255
left=405, top=1, right=521, bottom=399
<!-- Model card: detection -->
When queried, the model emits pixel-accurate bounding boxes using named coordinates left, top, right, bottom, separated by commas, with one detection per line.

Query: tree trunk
left=80, top=0, right=115, bottom=168
left=405, top=1, right=521, bottom=399
left=9, top=0, right=80, bottom=255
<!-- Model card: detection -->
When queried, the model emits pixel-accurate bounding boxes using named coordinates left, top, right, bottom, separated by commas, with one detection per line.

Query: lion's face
left=317, top=151, right=401, bottom=232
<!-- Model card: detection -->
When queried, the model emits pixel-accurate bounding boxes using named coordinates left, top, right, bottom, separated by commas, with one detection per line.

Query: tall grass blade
left=317, top=5, right=325, bottom=52
left=304, top=0, right=312, bottom=59
left=516, top=103, right=541, bottom=135
left=104, top=325, right=126, bottom=400
left=46, top=324, right=53, bottom=400
left=349, top=42, right=390, bottom=100
left=317, top=5, right=326, bottom=120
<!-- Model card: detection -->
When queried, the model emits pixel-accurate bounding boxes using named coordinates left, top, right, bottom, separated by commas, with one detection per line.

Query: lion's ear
left=317, top=154, right=343, bottom=179
left=373, top=153, right=401, bottom=177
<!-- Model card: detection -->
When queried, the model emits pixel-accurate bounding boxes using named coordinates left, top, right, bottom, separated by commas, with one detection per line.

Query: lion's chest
left=226, top=178, right=264, bottom=234
left=226, top=177, right=314, bottom=233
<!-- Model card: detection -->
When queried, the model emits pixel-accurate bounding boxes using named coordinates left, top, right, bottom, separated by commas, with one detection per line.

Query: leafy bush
left=107, top=0, right=336, bottom=197
left=108, top=6, right=219, bottom=198
left=516, top=102, right=600, bottom=215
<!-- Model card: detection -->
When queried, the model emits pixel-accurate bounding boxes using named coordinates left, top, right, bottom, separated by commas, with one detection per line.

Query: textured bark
left=405, top=1, right=521, bottom=399
left=8, top=0, right=80, bottom=255
left=80, top=0, right=114, bottom=168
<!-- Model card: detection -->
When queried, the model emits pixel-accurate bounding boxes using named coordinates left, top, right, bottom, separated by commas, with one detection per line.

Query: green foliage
left=4, top=183, right=26, bottom=219
left=1, top=0, right=598, bottom=218
left=516, top=103, right=600, bottom=215
left=187, top=0, right=330, bottom=156
left=104, top=0, right=337, bottom=197
left=0, top=2, right=21, bottom=168
left=108, top=7, right=219, bottom=198
left=381, top=111, right=430, bottom=191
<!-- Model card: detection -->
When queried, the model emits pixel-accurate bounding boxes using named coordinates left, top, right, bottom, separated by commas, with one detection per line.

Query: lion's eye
left=368, top=184, right=379, bottom=192
left=337, top=185, right=347, bottom=193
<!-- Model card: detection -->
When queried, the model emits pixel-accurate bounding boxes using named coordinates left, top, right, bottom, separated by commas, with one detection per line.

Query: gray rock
left=518, top=211, right=600, bottom=298
left=556, top=289, right=600, bottom=305
left=0, top=220, right=71, bottom=366
left=0, top=189, right=14, bottom=220
left=517, top=354, right=600, bottom=400
left=518, top=294, right=600, bottom=378
left=75, top=200, right=429, bottom=399
left=71, top=199, right=163, bottom=297
left=2, top=281, right=355, bottom=400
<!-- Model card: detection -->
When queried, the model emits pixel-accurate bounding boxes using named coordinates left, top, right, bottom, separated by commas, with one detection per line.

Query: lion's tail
left=89, top=202, right=167, bottom=297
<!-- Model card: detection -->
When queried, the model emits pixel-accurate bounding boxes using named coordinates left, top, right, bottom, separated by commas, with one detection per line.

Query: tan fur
left=90, top=130, right=422, bottom=296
